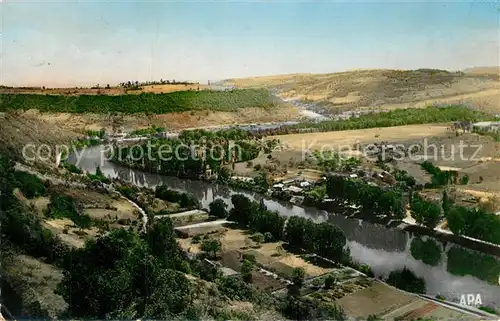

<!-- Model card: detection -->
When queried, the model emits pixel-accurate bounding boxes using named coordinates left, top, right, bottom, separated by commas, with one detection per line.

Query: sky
left=1, top=0, right=499, bottom=87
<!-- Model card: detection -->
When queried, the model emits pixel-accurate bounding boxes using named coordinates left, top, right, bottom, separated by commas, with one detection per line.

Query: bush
left=292, top=267, right=305, bottom=287
left=242, top=253, right=257, bottom=264
left=13, top=171, right=47, bottom=198
left=192, top=235, right=201, bottom=244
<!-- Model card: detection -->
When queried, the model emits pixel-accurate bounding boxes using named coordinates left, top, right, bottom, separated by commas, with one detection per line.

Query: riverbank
left=67, top=145, right=500, bottom=308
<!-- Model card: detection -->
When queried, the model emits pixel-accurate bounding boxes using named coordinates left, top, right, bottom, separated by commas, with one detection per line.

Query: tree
left=146, top=219, right=187, bottom=271
left=209, top=199, right=228, bottom=218
left=386, top=267, right=426, bottom=294
left=311, top=222, right=347, bottom=262
left=292, top=267, right=305, bottom=288
left=410, top=194, right=442, bottom=229
left=200, top=239, right=221, bottom=259
left=241, top=259, right=254, bottom=283
left=56, top=228, right=194, bottom=319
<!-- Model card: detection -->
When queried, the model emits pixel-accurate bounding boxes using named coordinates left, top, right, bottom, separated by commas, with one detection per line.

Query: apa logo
left=459, top=293, right=482, bottom=307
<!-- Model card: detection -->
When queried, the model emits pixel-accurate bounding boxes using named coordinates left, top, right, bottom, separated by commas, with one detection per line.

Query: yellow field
left=271, top=124, right=449, bottom=151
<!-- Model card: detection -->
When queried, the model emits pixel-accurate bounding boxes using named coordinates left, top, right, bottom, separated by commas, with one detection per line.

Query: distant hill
left=226, top=68, right=500, bottom=114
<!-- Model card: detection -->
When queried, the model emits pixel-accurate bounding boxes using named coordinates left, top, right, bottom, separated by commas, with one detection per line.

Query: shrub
left=250, top=233, right=265, bottom=243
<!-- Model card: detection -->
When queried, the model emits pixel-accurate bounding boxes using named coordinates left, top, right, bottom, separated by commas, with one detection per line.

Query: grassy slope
left=227, top=68, right=500, bottom=113
left=0, top=89, right=279, bottom=114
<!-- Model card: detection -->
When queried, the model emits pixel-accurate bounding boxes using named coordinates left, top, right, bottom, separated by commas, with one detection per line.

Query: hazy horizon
left=2, top=1, right=499, bottom=87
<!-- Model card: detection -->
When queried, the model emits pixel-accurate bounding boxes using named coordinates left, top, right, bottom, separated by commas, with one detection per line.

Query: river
left=68, top=145, right=500, bottom=308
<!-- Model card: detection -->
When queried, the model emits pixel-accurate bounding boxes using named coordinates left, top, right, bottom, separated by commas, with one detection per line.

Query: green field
left=0, top=89, right=278, bottom=114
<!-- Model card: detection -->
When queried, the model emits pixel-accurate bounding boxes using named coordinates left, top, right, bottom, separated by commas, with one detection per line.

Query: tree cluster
left=0, top=89, right=277, bottom=114
left=0, top=154, right=70, bottom=266
left=446, top=246, right=500, bottom=285
left=446, top=205, right=500, bottom=245
left=386, top=267, right=426, bottom=294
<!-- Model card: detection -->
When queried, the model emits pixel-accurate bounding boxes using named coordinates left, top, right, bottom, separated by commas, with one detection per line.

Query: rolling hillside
left=226, top=68, right=500, bottom=114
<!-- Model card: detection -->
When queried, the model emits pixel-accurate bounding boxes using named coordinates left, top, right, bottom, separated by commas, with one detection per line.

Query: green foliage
left=284, top=216, right=348, bottom=263
left=241, top=253, right=256, bottom=264
left=129, top=125, right=166, bottom=136
left=209, top=199, right=228, bottom=218
left=86, top=166, right=111, bottom=184
left=229, top=195, right=286, bottom=241
left=57, top=227, right=194, bottom=319
left=146, top=218, right=189, bottom=271
left=326, top=175, right=405, bottom=220
left=84, top=129, right=106, bottom=138
left=200, top=239, right=221, bottom=259
left=241, top=259, right=254, bottom=283
left=61, top=161, right=83, bottom=174
left=446, top=246, right=500, bottom=284
left=281, top=296, right=347, bottom=321
left=393, top=169, right=416, bottom=189
left=155, top=185, right=199, bottom=209
left=410, top=237, right=441, bottom=266
left=442, top=190, right=453, bottom=214
left=13, top=171, right=47, bottom=198
left=386, top=267, right=426, bottom=294
left=410, top=194, right=442, bottom=229
left=250, top=233, right=265, bottom=244
left=292, top=267, right=305, bottom=287
left=288, top=106, right=492, bottom=133
left=45, top=194, right=92, bottom=228
left=216, top=276, right=255, bottom=301
left=479, top=306, right=500, bottom=315
left=446, top=205, right=500, bottom=245
left=1, top=89, right=277, bottom=113
left=460, top=174, right=470, bottom=185
left=421, top=161, right=458, bottom=187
